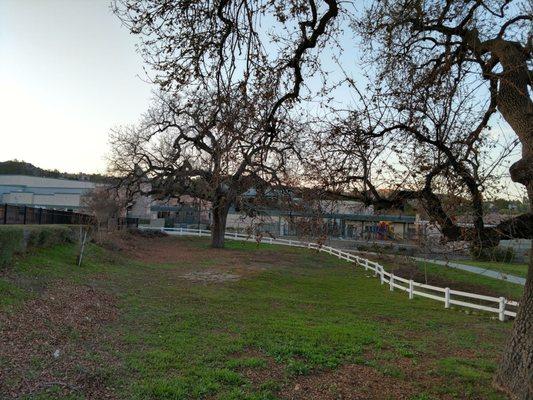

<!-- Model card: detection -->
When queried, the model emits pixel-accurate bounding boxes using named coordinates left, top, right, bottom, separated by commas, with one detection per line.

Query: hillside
left=0, top=160, right=111, bottom=183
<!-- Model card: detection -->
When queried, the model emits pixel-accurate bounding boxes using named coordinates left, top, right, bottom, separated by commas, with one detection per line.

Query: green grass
left=368, top=254, right=524, bottom=300
left=0, top=237, right=514, bottom=399
left=457, top=260, right=529, bottom=278
left=414, top=261, right=524, bottom=300
left=0, top=279, right=29, bottom=308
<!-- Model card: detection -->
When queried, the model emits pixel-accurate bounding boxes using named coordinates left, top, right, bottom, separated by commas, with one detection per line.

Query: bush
left=397, top=246, right=414, bottom=256
left=25, top=226, right=75, bottom=247
left=0, top=227, right=25, bottom=267
left=0, top=225, right=76, bottom=267
left=472, top=245, right=516, bottom=263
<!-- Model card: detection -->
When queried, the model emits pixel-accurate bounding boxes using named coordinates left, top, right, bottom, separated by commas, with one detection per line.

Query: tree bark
left=495, top=260, right=533, bottom=399
left=488, top=40, right=533, bottom=400
left=211, top=195, right=230, bottom=249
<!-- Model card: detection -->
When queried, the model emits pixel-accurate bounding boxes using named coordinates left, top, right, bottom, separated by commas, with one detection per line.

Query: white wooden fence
left=143, top=226, right=519, bottom=321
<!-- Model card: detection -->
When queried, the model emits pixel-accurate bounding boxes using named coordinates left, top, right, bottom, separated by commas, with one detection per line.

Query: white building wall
left=0, top=175, right=95, bottom=189
left=3, top=192, right=34, bottom=204
left=226, top=212, right=281, bottom=232
left=0, top=175, right=96, bottom=209
left=33, top=194, right=81, bottom=207
left=128, top=194, right=154, bottom=220
left=319, top=200, right=372, bottom=215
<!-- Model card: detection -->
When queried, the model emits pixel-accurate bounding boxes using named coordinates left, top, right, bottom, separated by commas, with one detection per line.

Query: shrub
left=0, top=227, right=25, bottom=267
left=0, top=225, right=76, bottom=267
left=472, top=245, right=516, bottom=263
left=26, top=225, right=74, bottom=247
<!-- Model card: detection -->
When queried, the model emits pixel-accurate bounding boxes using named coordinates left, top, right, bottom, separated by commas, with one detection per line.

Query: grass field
left=363, top=253, right=525, bottom=301
left=456, top=260, right=529, bottom=279
left=0, top=233, right=517, bottom=399
left=415, top=261, right=525, bottom=300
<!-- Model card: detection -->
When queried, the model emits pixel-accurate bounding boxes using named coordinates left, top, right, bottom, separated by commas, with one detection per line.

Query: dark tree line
left=111, top=1, right=532, bottom=397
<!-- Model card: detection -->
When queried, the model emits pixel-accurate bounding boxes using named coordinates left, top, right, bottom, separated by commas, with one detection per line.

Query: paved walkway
left=412, top=257, right=526, bottom=286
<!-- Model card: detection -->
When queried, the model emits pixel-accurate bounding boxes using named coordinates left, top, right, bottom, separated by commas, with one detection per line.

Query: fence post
left=389, top=273, right=394, bottom=291
left=23, top=206, right=27, bottom=224
left=38, top=208, right=42, bottom=224
left=445, top=288, right=450, bottom=309
left=380, top=267, right=384, bottom=285
left=409, top=280, right=414, bottom=299
left=3, top=204, right=7, bottom=224
left=499, top=297, right=506, bottom=322
left=373, top=262, right=377, bottom=276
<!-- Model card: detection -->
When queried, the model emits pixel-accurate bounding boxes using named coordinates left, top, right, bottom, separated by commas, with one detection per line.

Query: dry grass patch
left=0, top=282, right=120, bottom=399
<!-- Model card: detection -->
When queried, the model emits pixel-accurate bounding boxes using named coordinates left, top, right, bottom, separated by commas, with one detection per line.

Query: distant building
left=0, top=175, right=97, bottom=210
left=124, top=182, right=155, bottom=221
left=130, top=189, right=421, bottom=241
left=148, top=195, right=212, bottom=227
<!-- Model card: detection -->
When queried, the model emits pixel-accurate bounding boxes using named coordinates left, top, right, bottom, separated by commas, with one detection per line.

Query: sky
left=0, top=1, right=524, bottom=199
left=0, top=0, right=151, bottom=174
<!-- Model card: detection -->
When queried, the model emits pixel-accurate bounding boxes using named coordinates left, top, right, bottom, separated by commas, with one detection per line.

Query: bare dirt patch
left=102, top=231, right=300, bottom=285
left=0, top=282, right=120, bottom=399
left=229, top=348, right=286, bottom=388
left=101, top=230, right=206, bottom=264
left=180, top=270, right=241, bottom=283
left=227, top=348, right=452, bottom=400
left=102, top=230, right=289, bottom=266
left=279, top=364, right=417, bottom=400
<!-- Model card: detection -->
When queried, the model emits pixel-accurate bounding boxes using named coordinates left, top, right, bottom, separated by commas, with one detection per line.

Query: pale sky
left=0, top=0, right=524, bottom=201
left=0, top=0, right=151, bottom=174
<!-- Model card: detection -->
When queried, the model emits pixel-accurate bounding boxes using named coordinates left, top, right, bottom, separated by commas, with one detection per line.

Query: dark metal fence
left=0, top=204, right=140, bottom=228
left=0, top=204, right=94, bottom=225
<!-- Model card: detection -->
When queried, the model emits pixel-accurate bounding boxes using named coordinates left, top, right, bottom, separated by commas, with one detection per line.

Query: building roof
left=0, top=175, right=96, bottom=190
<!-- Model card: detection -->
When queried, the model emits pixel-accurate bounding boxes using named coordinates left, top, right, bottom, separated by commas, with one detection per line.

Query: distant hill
left=0, top=160, right=112, bottom=183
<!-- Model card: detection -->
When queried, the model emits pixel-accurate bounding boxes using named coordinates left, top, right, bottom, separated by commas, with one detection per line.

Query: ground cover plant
left=0, top=232, right=517, bottom=399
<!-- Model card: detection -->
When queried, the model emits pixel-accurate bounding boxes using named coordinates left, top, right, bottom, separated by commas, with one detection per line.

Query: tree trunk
left=490, top=40, right=533, bottom=400
left=211, top=196, right=230, bottom=249
left=495, top=261, right=533, bottom=399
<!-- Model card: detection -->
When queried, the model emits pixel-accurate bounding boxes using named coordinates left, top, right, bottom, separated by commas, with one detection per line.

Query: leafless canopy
left=110, top=1, right=532, bottom=396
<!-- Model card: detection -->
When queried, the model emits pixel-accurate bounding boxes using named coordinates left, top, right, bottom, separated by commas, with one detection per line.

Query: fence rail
left=142, top=226, right=519, bottom=322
